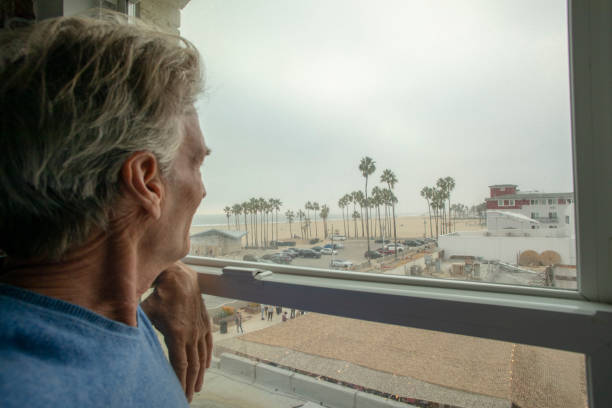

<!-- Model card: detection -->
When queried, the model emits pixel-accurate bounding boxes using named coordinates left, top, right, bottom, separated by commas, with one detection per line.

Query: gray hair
left=0, top=14, right=203, bottom=261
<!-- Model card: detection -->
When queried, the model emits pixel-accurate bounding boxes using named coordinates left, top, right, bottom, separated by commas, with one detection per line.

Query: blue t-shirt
left=0, top=283, right=188, bottom=407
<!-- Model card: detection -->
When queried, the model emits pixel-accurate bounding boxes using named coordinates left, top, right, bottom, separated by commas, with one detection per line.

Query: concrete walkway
left=191, top=367, right=308, bottom=408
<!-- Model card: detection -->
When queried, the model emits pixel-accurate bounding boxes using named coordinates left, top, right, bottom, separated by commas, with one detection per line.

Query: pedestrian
left=261, top=304, right=266, bottom=320
left=267, top=307, right=273, bottom=321
left=290, top=308, right=295, bottom=319
left=234, top=312, right=244, bottom=334
left=263, top=305, right=268, bottom=320
left=276, top=306, right=282, bottom=315
left=282, top=312, right=288, bottom=322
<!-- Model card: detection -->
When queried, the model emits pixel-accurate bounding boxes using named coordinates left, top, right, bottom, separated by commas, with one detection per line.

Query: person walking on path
left=290, top=308, right=295, bottom=319
left=261, top=304, right=266, bottom=320
left=267, top=307, right=273, bottom=321
left=276, top=306, right=282, bottom=316
left=234, top=312, right=244, bottom=334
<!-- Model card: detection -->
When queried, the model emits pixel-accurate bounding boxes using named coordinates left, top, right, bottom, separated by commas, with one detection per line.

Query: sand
left=190, top=215, right=485, bottom=244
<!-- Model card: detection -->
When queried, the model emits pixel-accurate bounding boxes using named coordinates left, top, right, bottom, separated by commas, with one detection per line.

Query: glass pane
left=186, top=296, right=587, bottom=408
left=182, top=0, right=576, bottom=290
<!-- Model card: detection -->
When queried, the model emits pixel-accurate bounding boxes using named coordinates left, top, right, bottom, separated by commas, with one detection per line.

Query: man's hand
left=141, top=261, right=212, bottom=403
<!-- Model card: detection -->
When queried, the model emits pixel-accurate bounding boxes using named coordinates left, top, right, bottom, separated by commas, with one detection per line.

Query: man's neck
left=0, top=232, right=163, bottom=327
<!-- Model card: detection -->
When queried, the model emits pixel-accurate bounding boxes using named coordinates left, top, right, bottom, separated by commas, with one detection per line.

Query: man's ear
left=119, top=151, right=164, bottom=220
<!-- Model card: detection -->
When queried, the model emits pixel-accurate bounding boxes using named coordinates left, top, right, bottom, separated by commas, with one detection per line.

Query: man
left=235, top=311, right=244, bottom=334
left=0, top=14, right=211, bottom=407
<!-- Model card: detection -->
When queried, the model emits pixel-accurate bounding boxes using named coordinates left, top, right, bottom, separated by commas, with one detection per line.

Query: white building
left=485, top=184, right=574, bottom=234
left=438, top=184, right=576, bottom=265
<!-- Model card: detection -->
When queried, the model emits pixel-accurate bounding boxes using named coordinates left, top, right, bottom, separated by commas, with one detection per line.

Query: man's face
left=160, top=111, right=209, bottom=260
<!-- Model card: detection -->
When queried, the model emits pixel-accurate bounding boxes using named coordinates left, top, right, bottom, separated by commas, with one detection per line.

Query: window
left=127, top=1, right=137, bottom=17
left=509, top=199, right=515, bottom=206
left=549, top=212, right=558, bottom=219
left=566, top=215, right=570, bottom=224
left=531, top=212, right=539, bottom=219
left=181, top=0, right=612, bottom=406
left=498, top=200, right=504, bottom=207
left=548, top=199, right=554, bottom=205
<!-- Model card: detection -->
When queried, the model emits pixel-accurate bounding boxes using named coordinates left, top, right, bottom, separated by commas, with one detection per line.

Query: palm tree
left=305, top=201, right=313, bottom=239
left=381, top=169, right=399, bottom=257
left=271, top=198, right=282, bottom=243
left=352, top=210, right=360, bottom=233
left=223, top=206, right=232, bottom=230
left=348, top=193, right=357, bottom=238
left=320, top=204, right=330, bottom=238
left=432, top=188, right=445, bottom=239
left=371, top=186, right=384, bottom=240
left=444, top=176, right=455, bottom=232
left=338, top=197, right=347, bottom=238
left=249, top=197, right=258, bottom=247
left=353, top=190, right=365, bottom=238
left=297, top=209, right=305, bottom=238
left=359, top=156, right=376, bottom=255
left=242, top=201, right=249, bottom=247
left=258, top=197, right=266, bottom=247
left=285, top=209, right=295, bottom=238
left=312, top=201, right=320, bottom=238
left=420, top=187, right=434, bottom=238
left=343, top=193, right=353, bottom=238
left=232, top=203, right=242, bottom=230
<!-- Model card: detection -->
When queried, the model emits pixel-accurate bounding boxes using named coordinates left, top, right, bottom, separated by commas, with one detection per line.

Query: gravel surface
left=219, top=313, right=586, bottom=408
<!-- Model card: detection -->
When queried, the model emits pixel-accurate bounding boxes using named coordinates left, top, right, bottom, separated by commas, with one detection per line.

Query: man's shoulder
left=0, top=285, right=188, bottom=407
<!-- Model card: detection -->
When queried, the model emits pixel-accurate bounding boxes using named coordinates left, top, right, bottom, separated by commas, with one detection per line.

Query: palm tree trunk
left=365, top=179, right=371, bottom=255
left=426, top=200, right=433, bottom=238
left=392, top=203, right=398, bottom=259
left=360, top=206, right=364, bottom=238
left=244, top=212, right=248, bottom=247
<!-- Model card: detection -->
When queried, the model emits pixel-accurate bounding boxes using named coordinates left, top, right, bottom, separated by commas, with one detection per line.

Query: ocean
left=191, top=213, right=345, bottom=227
left=191, top=212, right=422, bottom=227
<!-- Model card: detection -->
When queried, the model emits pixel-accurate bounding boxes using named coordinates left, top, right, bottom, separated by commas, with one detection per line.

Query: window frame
left=184, top=1, right=612, bottom=406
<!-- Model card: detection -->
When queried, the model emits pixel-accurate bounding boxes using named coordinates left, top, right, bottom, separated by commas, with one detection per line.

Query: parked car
left=261, top=253, right=275, bottom=260
left=301, top=249, right=321, bottom=258
left=323, top=243, right=344, bottom=250
left=384, top=244, right=405, bottom=252
left=364, top=250, right=382, bottom=259
left=330, top=259, right=353, bottom=268
left=270, top=253, right=292, bottom=264
left=286, top=248, right=300, bottom=257
left=243, top=254, right=259, bottom=262
left=330, top=234, right=346, bottom=241
left=320, top=247, right=338, bottom=255
left=403, top=240, right=421, bottom=247
left=377, top=247, right=403, bottom=255
left=311, top=246, right=323, bottom=252
left=281, top=250, right=297, bottom=258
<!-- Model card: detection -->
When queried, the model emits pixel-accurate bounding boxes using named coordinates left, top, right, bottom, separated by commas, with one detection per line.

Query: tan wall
left=190, top=235, right=242, bottom=256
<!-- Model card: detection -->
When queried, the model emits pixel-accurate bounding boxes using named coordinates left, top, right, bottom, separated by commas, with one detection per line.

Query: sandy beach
left=190, top=215, right=485, bottom=244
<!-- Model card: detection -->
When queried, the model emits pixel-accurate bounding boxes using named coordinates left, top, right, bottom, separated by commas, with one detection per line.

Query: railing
left=184, top=255, right=612, bottom=407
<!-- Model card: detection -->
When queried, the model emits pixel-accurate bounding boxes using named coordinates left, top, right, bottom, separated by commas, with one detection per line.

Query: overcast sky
left=180, top=0, right=573, bottom=215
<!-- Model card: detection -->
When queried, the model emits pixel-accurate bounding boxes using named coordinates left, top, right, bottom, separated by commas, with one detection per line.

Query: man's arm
left=141, top=262, right=212, bottom=403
